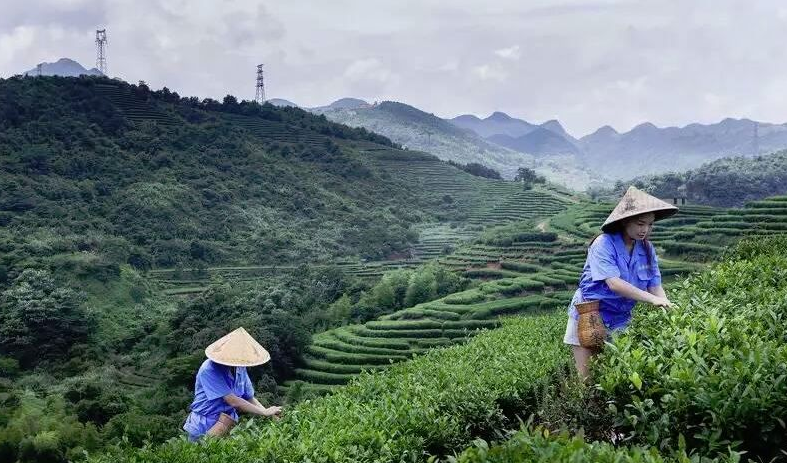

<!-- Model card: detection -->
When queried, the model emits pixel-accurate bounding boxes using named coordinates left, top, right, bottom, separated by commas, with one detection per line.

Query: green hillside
left=595, top=149, right=787, bottom=207
left=87, top=235, right=787, bottom=462
left=4, top=75, right=787, bottom=462
left=285, top=194, right=787, bottom=396
left=315, top=101, right=599, bottom=189
left=0, top=75, right=582, bottom=460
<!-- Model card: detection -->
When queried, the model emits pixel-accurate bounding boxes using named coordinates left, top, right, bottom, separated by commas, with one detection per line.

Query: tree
left=514, top=167, right=546, bottom=190
left=0, top=269, right=92, bottom=367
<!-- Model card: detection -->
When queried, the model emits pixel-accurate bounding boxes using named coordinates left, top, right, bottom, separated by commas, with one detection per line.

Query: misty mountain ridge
left=310, top=100, right=600, bottom=189
left=267, top=98, right=300, bottom=108
left=577, top=117, right=787, bottom=179
left=487, top=128, right=580, bottom=156
left=450, top=109, right=787, bottom=180
left=311, top=97, right=372, bottom=112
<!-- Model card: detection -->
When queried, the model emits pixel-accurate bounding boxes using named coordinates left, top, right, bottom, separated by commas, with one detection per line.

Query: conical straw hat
left=602, top=186, right=678, bottom=233
left=205, top=327, right=271, bottom=367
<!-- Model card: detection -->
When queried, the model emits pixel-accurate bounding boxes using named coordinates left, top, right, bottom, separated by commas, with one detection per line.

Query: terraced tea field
left=94, top=83, right=177, bottom=125
left=224, top=114, right=330, bottom=147
left=149, top=149, right=574, bottom=296
left=284, top=195, right=787, bottom=396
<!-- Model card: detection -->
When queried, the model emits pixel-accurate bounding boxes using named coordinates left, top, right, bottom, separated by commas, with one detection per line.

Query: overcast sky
left=2, top=0, right=786, bottom=137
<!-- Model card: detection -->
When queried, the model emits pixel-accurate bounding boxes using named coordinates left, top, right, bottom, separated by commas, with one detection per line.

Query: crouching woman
left=183, top=327, right=282, bottom=441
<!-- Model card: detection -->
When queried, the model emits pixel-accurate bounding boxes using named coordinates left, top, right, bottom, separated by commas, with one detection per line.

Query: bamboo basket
left=576, top=300, right=606, bottom=350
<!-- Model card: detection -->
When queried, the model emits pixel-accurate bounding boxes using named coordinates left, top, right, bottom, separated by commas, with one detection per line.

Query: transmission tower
left=753, top=121, right=760, bottom=156
left=423, top=128, right=434, bottom=145
left=36, top=63, right=43, bottom=76
left=255, top=64, right=266, bottom=104
left=95, top=29, right=108, bottom=75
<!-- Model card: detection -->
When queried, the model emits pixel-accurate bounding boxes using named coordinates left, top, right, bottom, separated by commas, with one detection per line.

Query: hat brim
left=601, top=207, right=678, bottom=233
left=205, top=353, right=269, bottom=367
left=204, top=327, right=271, bottom=367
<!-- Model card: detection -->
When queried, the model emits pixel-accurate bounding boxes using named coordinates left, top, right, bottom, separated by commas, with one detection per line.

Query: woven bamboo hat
left=205, top=327, right=271, bottom=367
left=601, top=186, right=678, bottom=233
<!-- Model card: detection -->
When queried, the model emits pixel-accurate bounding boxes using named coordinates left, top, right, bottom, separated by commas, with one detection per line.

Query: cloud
left=493, top=45, right=520, bottom=60
left=344, top=58, right=394, bottom=83
left=471, top=64, right=507, bottom=82
left=0, top=27, right=36, bottom=67
left=2, top=1, right=787, bottom=136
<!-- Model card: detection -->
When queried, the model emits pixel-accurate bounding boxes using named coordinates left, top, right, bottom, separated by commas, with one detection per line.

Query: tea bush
left=449, top=427, right=671, bottom=463
left=596, top=238, right=787, bottom=460
left=90, top=314, right=565, bottom=463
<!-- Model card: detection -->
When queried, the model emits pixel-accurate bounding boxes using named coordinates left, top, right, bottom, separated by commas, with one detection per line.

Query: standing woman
left=564, top=186, right=678, bottom=379
left=183, top=327, right=282, bottom=441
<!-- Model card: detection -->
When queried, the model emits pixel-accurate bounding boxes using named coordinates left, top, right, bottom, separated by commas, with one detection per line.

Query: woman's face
left=623, top=212, right=655, bottom=241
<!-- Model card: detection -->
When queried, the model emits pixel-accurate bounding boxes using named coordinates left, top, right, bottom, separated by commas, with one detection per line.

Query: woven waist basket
left=206, top=412, right=237, bottom=438
left=576, top=300, right=606, bottom=350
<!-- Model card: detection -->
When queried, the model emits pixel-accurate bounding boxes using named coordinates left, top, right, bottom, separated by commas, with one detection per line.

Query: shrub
left=596, top=238, right=787, bottom=460
left=451, top=427, right=674, bottom=463
left=89, top=314, right=565, bottom=463
left=0, top=269, right=93, bottom=367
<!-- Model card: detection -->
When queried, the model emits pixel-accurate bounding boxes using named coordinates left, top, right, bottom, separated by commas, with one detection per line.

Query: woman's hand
left=262, top=406, right=282, bottom=417
left=650, top=296, right=673, bottom=308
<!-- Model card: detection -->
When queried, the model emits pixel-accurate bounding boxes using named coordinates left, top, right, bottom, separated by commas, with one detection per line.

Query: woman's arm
left=605, top=277, right=671, bottom=307
left=647, top=284, right=667, bottom=299
left=223, top=394, right=269, bottom=416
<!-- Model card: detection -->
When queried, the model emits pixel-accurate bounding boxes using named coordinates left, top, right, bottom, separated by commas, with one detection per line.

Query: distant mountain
left=453, top=109, right=787, bottom=181
left=311, top=100, right=599, bottom=188
left=450, top=112, right=580, bottom=157
left=22, top=58, right=103, bottom=77
left=311, top=98, right=371, bottom=112
left=487, top=127, right=581, bottom=156
left=267, top=98, right=299, bottom=108
left=578, top=118, right=787, bottom=179
left=450, top=111, right=538, bottom=138
left=540, top=119, right=577, bottom=143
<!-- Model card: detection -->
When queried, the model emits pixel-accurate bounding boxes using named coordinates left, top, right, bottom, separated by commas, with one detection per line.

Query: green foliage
left=447, top=161, right=503, bottom=180
left=352, top=263, right=466, bottom=322
left=514, top=167, right=546, bottom=189
left=0, top=390, right=102, bottom=463
left=608, top=150, right=787, bottom=207
left=102, top=412, right=180, bottom=448
left=477, top=221, right=557, bottom=247
left=89, top=314, right=565, bottom=463
left=596, top=236, right=787, bottom=460
left=0, top=269, right=93, bottom=367
left=166, top=282, right=311, bottom=382
left=450, top=427, right=676, bottom=463
left=0, top=75, right=443, bottom=281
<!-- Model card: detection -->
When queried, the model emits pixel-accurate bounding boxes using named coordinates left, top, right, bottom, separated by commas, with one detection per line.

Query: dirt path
left=536, top=219, right=549, bottom=232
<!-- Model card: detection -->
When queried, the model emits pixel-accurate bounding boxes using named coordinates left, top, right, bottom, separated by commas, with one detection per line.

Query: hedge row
left=450, top=427, right=673, bottom=463
left=91, top=314, right=566, bottom=463
left=596, top=239, right=787, bottom=460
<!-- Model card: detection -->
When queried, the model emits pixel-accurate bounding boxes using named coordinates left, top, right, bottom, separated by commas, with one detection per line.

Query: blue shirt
left=182, top=359, right=255, bottom=439
left=568, top=232, right=662, bottom=330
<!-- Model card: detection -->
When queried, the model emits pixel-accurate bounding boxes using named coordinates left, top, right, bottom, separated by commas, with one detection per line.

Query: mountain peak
left=597, top=125, right=618, bottom=134
left=267, top=98, right=299, bottom=108
left=540, top=119, right=569, bottom=137
left=451, top=114, right=482, bottom=123
left=54, top=58, right=78, bottom=65
left=327, top=98, right=370, bottom=110
left=487, top=111, right=513, bottom=122
left=22, top=57, right=103, bottom=77
left=631, top=122, right=658, bottom=132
